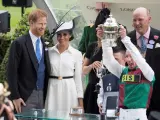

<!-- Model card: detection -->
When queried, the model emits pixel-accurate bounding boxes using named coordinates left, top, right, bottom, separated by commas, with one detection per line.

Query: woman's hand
left=96, top=25, right=104, bottom=40
left=78, top=98, right=84, bottom=113
left=98, top=103, right=103, bottom=114
left=91, top=61, right=102, bottom=69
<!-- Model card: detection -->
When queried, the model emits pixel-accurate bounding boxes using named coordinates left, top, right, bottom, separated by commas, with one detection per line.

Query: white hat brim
left=56, top=20, right=74, bottom=33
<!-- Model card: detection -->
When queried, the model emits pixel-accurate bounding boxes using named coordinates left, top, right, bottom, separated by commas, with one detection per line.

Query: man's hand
left=96, top=25, right=104, bottom=40
left=119, top=25, right=127, bottom=39
left=98, top=103, right=103, bottom=114
left=13, top=98, right=26, bottom=113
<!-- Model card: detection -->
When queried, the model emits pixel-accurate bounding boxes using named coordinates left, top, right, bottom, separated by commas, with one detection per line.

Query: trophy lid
left=104, top=14, right=118, bottom=27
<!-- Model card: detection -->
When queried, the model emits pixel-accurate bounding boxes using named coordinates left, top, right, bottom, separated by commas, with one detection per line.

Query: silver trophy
left=94, top=63, right=106, bottom=93
left=99, top=14, right=119, bottom=47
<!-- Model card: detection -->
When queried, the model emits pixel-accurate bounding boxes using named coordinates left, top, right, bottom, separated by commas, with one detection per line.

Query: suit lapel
left=145, top=27, right=156, bottom=60
left=41, top=38, right=51, bottom=75
left=130, top=30, right=137, bottom=46
left=25, top=33, right=38, bottom=71
left=148, top=28, right=158, bottom=48
left=149, top=28, right=154, bottom=42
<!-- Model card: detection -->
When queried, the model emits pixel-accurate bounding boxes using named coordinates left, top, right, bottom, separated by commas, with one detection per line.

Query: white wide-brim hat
left=56, top=20, right=74, bottom=33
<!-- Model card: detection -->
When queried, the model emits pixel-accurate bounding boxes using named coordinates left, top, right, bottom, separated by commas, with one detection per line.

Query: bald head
left=132, top=7, right=151, bottom=35
left=133, top=7, right=150, bottom=17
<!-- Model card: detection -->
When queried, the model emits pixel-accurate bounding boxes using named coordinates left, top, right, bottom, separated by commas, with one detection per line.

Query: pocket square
left=155, top=43, right=160, bottom=48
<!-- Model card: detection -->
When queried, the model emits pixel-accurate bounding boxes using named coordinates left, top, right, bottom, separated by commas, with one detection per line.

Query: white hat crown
left=56, top=20, right=74, bottom=33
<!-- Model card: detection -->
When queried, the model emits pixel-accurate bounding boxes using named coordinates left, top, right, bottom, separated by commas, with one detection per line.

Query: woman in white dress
left=45, top=20, right=83, bottom=113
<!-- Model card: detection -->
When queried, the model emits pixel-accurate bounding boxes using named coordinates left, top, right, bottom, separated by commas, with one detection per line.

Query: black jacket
left=7, top=33, right=50, bottom=102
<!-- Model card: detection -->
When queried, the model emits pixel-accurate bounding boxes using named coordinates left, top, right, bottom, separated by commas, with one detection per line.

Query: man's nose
left=135, top=20, right=140, bottom=25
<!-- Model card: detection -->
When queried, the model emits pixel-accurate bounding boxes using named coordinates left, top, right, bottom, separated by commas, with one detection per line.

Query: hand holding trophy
left=94, top=62, right=106, bottom=93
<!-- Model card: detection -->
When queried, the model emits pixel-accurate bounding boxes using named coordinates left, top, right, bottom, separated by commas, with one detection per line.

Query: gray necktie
left=140, top=36, right=147, bottom=54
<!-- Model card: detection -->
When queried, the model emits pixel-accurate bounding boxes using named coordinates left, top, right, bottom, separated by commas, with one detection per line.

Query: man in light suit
left=128, top=7, right=160, bottom=119
left=7, top=9, right=50, bottom=113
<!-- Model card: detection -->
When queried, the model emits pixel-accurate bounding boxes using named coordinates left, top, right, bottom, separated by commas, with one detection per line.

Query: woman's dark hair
left=68, top=30, right=74, bottom=41
left=57, top=30, right=74, bottom=41
left=94, top=8, right=110, bottom=28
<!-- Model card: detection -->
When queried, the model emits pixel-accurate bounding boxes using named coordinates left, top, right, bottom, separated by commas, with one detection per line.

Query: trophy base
left=69, top=107, right=84, bottom=116
left=103, top=39, right=117, bottom=47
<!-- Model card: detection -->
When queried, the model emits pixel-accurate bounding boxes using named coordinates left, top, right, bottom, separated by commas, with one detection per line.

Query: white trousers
left=119, top=108, right=148, bottom=120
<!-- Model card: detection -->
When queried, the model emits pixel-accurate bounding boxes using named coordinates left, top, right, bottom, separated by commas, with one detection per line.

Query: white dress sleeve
left=122, top=36, right=154, bottom=82
left=74, top=51, right=83, bottom=98
left=102, top=40, right=124, bottom=78
left=97, top=80, right=103, bottom=105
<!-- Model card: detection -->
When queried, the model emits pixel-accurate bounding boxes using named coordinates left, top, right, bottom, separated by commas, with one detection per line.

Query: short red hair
left=28, top=9, right=47, bottom=23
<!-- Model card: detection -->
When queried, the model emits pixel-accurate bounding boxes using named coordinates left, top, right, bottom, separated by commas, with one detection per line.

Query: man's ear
left=148, top=16, right=151, bottom=23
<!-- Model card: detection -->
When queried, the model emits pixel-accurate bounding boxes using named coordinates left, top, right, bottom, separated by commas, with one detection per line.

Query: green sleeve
left=152, top=76, right=156, bottom=85
left=78, top=26, right=89, bottom=54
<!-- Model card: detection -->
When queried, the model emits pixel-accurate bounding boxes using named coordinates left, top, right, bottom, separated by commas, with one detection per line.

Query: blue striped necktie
left=140, top=36, right=147, bottom=54
left=36, top=38, right=41, bottom=63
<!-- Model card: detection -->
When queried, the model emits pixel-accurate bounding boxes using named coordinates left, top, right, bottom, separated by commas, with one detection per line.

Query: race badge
left=121, top=74, right=141, bottom=83
left=149, top=40, right=155, bottom=45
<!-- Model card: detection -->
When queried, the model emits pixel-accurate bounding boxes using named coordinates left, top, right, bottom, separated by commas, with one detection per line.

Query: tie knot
left=140, top=36, right=144, bottom=39
left=36, top=38, right=40, bottom=43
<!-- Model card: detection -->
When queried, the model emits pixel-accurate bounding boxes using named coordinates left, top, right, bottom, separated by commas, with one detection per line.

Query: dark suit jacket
left=128, top=27, right=160, bottom=116
left=7, top=33, right=50, bottom=103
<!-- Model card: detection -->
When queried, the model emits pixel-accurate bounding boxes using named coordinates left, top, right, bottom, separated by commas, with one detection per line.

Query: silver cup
left=99, top=14, right=119, bottom=47
left=94, top=64, right=106, bottom=93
